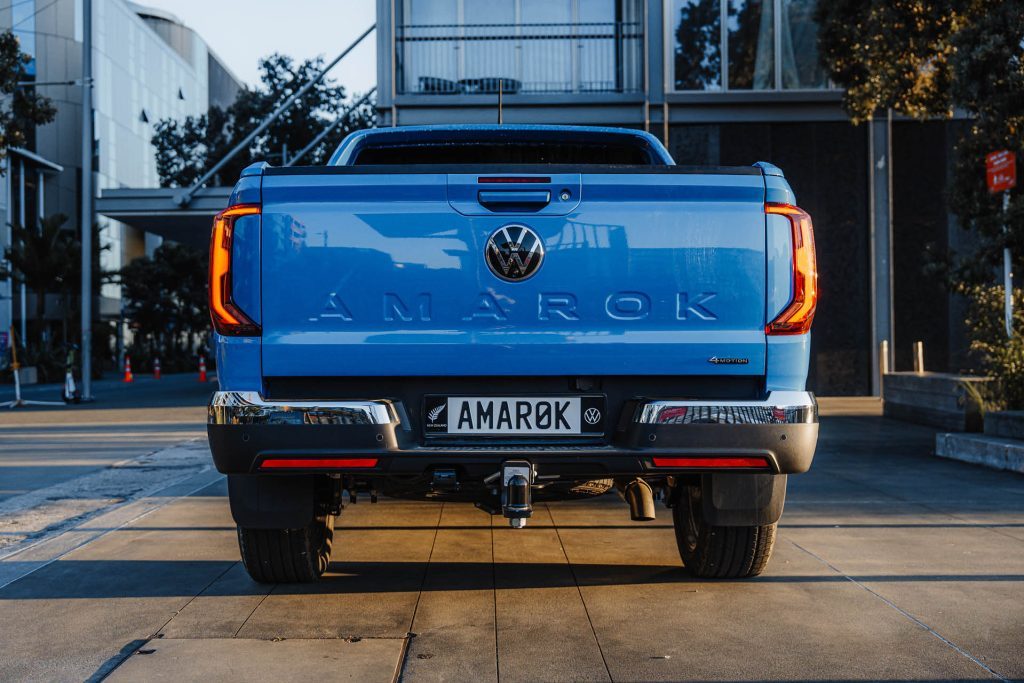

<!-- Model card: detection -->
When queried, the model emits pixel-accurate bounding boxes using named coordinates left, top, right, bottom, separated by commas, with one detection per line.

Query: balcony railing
left=396, top=22, right=643, bottom=95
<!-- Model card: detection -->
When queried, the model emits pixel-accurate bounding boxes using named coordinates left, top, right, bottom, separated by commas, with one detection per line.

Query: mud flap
left=228, top=474, right=315, bottom=529
left=700, top=473, right=787, bottom=527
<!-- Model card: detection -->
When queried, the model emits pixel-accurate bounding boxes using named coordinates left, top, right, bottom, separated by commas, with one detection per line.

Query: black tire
left=672, top=484, right=776, bottom=578
left=237, top=515, right=335, bottom=583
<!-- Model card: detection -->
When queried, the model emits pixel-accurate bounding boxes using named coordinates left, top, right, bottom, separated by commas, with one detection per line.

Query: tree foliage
left=818, top=0, right=1024, bottom=283
left=118, top=243, right=209, bottom=369
left=960, top=284, right=1024, bottom=409
left=815, top=0, right=964, bottom=123
left=1, top=216, right=110, bottom=379
left=0, top=30, right=56, bottom=166
left=5, top=215, right=77, bottom=333
left=946, top=1, right=1024, bottom=281
left=152, top=54, right=375, bottom=187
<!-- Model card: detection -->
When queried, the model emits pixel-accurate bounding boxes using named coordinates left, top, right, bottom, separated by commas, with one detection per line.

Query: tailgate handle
left=477, top=190, right=551, bottom=212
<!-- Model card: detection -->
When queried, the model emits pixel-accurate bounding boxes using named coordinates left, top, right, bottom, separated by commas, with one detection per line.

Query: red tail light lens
left=765, top=203, right=817, bottom=335
left=651, top=456, right=770, bottom=469
left=210, top=204, right=261, bottom=336
left=259, top=458, right=379, bottom=470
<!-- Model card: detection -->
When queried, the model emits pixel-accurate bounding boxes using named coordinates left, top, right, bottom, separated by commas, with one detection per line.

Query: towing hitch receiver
left=501, top=460, right=534, bottom=528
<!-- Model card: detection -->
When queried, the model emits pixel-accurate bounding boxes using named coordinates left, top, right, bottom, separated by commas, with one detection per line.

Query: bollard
left=879, top=340, right=890, bottom=398
left=198, top=355, right=207, bottom=383
left=913, top=341, right=925, bottom=374
left=153, top=357, right=161, bottom=380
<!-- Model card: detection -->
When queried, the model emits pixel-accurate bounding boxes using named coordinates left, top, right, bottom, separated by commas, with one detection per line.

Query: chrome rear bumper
left=209, top=391, right=398, bottom=426
left=207, top=390, right=818, bottom=476
left=208, top=390, right=816, bottom=427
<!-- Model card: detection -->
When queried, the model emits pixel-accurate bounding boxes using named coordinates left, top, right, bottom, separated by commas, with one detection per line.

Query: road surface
left=0, top=396, right=1022, bottom=681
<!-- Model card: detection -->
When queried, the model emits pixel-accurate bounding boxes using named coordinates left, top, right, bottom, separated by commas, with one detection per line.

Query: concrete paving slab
left=568, top=533, right=993, bottom=681
left=1, top=407, right=1023, bottom=682
left=160, top=562, right=271, bottom=639
left=105, top=637, right=405, bottom=682
left=492, top=506, right=611, bottom=683
left=236, top=500, right=441, bottom=640
left=785, top=523, right=1024, bottom=679
left=403, top=503, right=498, bottom=683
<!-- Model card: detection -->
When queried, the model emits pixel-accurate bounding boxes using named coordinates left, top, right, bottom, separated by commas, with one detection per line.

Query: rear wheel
left=672, top=484, right=775, bottom=578
left=237, top=515, right=335, bottom=583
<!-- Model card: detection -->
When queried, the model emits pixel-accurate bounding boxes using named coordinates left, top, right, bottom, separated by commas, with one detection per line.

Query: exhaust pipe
left=622, top=478, right=656, bottom=521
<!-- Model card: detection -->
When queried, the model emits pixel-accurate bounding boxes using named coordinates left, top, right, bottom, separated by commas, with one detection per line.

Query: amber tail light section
left=209, top=204, right=261, bottom=336
left=765, top=203, right=818, bottom=335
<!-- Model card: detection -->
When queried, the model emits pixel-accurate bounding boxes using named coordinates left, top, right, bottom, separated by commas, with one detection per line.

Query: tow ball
left=501, top=460, right=534, bottom=529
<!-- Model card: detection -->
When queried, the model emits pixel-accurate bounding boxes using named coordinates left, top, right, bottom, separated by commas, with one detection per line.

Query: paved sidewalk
left=0, top=408, right=1021, bottom=681
left=0, top=374, right=210, bottom=501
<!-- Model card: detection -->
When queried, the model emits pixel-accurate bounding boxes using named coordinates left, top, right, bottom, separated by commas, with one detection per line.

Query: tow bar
left=501, top=460, right=534, bottom=528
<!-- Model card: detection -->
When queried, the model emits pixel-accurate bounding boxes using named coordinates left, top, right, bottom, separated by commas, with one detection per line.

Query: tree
left=152, top=54, right=375, bottom=188
left=0, top=30, right=56, bottom=166
left=946, top=1, right=1024, bottom=281
left=4, top=215, right=76, bottom=346
left=815, top=0, right=965, bottom=123
left=118, top=243, right=209, bottom=368
left=1, top=217, right=110, bottom=379
left=817, top=0, right=1023, bottom=282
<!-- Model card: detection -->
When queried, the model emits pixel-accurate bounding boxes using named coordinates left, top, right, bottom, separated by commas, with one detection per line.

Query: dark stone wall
left=891, top=121, right=952, bottom=373
left=668, top=121, right=872, bottom=395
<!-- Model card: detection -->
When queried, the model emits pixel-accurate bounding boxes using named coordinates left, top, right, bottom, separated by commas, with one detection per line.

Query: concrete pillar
left=869, top=111, right=895, bottom=395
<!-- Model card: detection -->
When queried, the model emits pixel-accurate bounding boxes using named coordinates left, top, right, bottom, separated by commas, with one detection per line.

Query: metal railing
left=396, top=22, right=643, bottom=95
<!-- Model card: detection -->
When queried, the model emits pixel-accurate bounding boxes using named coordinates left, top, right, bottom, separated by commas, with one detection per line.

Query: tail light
left=259, top=458, right=379, bottom=470
left=650, top=456, right=771, bottom=469
left=209, top=204, right=261, bottom=336
left=765, top=203, right=817, bottom=335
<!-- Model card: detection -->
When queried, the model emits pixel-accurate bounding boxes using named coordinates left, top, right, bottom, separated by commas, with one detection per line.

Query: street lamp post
left=80, top=0, right=93, bottom=399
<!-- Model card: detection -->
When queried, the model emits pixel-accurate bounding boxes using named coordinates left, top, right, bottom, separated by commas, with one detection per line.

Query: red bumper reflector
left=260, top=458, right=379, bottom=470
left=651, top=457, right=770, bottom=469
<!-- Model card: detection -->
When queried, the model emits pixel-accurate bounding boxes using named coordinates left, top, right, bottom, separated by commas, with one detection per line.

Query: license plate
left=424, top=396, right=605, bottom=436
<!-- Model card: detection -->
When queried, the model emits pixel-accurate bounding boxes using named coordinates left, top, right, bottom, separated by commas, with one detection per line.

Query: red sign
left=986, top=150, right=1017, bottom=193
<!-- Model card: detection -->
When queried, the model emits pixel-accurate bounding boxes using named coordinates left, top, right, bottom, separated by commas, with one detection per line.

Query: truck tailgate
left=259, top=168, right=767, bottom=377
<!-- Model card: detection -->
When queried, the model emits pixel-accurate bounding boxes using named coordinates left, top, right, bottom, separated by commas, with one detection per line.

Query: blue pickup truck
left=207, top=124, right=819, bottom=583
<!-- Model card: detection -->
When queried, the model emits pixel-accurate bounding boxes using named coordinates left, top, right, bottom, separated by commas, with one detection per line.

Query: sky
left=139, top=0, right=378, bottom=93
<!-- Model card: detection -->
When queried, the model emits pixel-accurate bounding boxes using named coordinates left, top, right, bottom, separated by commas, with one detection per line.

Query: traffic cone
left=123, top=355, right=134, bottom=383
left=198, top=355, right=207, bottom=383
left=153, top=358, right=161, bottom=380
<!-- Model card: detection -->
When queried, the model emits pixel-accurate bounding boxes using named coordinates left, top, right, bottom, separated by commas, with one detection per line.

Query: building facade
left=0, top=0, right=240, bottom=350
left=375, top=0, right=969, bottom=396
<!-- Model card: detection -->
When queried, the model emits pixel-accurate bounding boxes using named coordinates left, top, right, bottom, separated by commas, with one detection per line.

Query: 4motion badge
left=708, top=356, right=750, bottom=365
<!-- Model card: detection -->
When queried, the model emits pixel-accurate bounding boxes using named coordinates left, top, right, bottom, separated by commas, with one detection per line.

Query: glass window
left=727, top=0, right=773, bottom=89
left=520, top=0, right=573, bottom=93
left=398, top=0, right=638, bottom=95
left=780, top=0, right=828, bottom=89
left=578, top=0, right=618, bottom=92
left=462, top=1, right=517, bottom=90
left=12, top=0, right=36, bottom=77
left=672, top=0, right=722, bottom=91
left=401, top=0, right=459, bottom=93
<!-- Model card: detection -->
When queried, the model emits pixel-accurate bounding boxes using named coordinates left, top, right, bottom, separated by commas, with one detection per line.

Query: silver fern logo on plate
left=427, top=403, right=446, bottom=422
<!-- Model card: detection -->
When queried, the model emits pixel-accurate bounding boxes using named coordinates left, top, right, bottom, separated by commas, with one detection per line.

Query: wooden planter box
left=883, top=372, right=995, bottom=432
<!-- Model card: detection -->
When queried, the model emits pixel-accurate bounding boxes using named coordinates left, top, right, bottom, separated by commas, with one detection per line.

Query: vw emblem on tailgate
left=485, top=224, right=544, bottom=281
